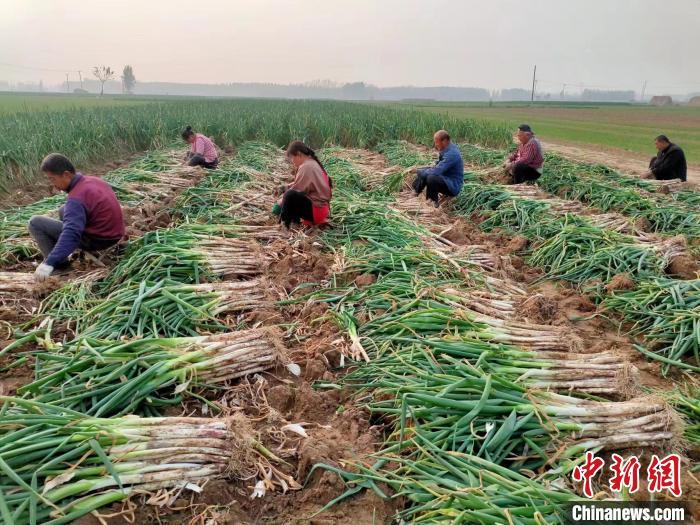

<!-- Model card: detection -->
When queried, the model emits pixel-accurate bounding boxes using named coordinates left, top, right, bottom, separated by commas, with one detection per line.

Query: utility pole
left=640, top=80, right=647, bottom=103
left=78, top=70, right=83, bottom=90
left=65, top=73, right=70, bottom=93
left=530, top=65, right=537, bottom=104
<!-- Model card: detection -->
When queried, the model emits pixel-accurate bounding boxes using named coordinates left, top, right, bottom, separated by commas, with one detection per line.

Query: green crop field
left=0, top=92, right=152, bottom=114
left=389, top=101, right=700, bottom=164
left=0, top=96, right=511, bottom=195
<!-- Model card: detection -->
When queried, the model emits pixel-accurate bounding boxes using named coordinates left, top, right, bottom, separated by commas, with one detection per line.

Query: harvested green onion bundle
left=76, top=279, right=268, bottom=339
left=602, top=278, right=700, bottom=373
left=0, top=397, right=292, bottom=525
left=103, top=227, right=266, bottom=289
left=314, top=354, right=669, bottom=521
left=0, top=271, right=38, bottom=296
left=529, top=224, right=667, bottom=283
left=20, top=329, right=291, bottom=416
left=340, top=353, right=674, bottom=469
left=364, top=335, right=633, bottom=394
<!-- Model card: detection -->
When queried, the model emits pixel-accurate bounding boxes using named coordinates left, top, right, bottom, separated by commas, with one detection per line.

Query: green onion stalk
left=502, top=184, right=636, bottom=233
left=602, top=278, right=700, bottom=374
left=459, top=143, right=512, bottom=167
left=71, top=279, right=268, bottom=339
left=0, top=396, right=293, bottom=525
left=18, top=329, right=291, bottom=416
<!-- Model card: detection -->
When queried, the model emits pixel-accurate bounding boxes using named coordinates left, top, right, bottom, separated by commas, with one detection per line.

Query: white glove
left=34, top=263, right=54, bottom=282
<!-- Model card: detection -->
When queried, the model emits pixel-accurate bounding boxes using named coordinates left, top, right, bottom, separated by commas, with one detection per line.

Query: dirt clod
left=667, top=255, right=699, bottom=279
left=604, top=273, right=636, bottom=293
left=504, top=235, right=529, bottom=253
left=517, top=293, right=558, bottom=323
left=354, top=273, right=376, bottom=287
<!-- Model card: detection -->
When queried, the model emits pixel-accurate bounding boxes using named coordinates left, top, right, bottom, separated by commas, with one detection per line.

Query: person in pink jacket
left=182, top=126, right=219, bottom=169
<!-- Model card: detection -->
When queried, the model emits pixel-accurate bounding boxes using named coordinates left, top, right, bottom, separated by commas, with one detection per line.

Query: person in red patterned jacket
left=28, top=153, right=125, bottom=282
left=504, top=124, right=544, bottom=184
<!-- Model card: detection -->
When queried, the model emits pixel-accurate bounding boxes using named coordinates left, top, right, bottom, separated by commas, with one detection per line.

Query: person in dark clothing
left=28, top=154, right=125, bottom=281
left=413, top=130, right=464, bottom=207
left=643, top=135, right=687, bottom=182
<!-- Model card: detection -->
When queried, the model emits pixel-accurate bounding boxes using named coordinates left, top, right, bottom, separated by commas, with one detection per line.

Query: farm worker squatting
left=182, top=126, right=219, bottom=169
left=643, top=134, right=687, bottom=182
left=412, top=130, right=465, bottom=207
left=273, top=141, right=333, bottom=228
left=28, top=153, right=125, bottom=282
left=504, top=124, right=544, bottom=184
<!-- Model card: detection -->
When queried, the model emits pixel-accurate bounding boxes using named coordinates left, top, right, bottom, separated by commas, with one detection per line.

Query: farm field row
left=389, top=101, right=700, bottom=164
left=0, top=139, right=697, bottom=523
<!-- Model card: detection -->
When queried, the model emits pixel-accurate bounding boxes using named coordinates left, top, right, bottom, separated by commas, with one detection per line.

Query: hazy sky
left=1, top=0, right=698, bottom=94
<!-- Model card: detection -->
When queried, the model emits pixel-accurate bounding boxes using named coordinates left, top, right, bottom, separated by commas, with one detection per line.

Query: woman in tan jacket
left=276, top=141, right=332, bottom=228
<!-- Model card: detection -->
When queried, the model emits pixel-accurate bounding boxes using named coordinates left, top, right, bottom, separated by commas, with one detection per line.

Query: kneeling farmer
left=504, top=124, right=544, bottom=184
left=413, top=130, right=464, bottom=207
left=29, top=153, right=125, bottom=282
left=275, top=141, right=332, bottom=228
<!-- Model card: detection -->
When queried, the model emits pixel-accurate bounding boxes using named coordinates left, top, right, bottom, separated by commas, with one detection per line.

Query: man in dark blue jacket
left=413, top=130, right=464, bottom=207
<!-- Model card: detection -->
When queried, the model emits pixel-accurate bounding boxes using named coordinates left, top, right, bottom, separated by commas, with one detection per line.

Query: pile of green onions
left=75, top=279, right=267, bottom=339
left=103, top=226, right=266, bottom=289
left=0, top=397, right=278, bottom=525
left=602, top=278, right=700, bottom=374
left=19, top=329, right=290, bottom=416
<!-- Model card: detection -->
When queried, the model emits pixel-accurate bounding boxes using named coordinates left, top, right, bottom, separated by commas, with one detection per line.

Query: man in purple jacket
left=29, top=153, right=125, bottom=282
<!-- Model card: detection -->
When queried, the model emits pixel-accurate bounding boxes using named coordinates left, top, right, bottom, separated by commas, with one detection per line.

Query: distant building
left=649, top=95, right=673, bottom=106
left=688, top=96, right=700, bottom=106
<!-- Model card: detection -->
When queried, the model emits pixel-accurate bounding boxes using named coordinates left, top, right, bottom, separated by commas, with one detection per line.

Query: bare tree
left=121, top=65, right=136, bottom=95
left=92, top=66, right=115, bottom=96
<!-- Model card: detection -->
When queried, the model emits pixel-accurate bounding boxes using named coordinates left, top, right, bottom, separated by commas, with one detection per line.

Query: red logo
left=572, top=451, right=606, bottom=498
left=609, top=453, right=641, bottom=494
left=647, top=454, right=682, bottom=498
